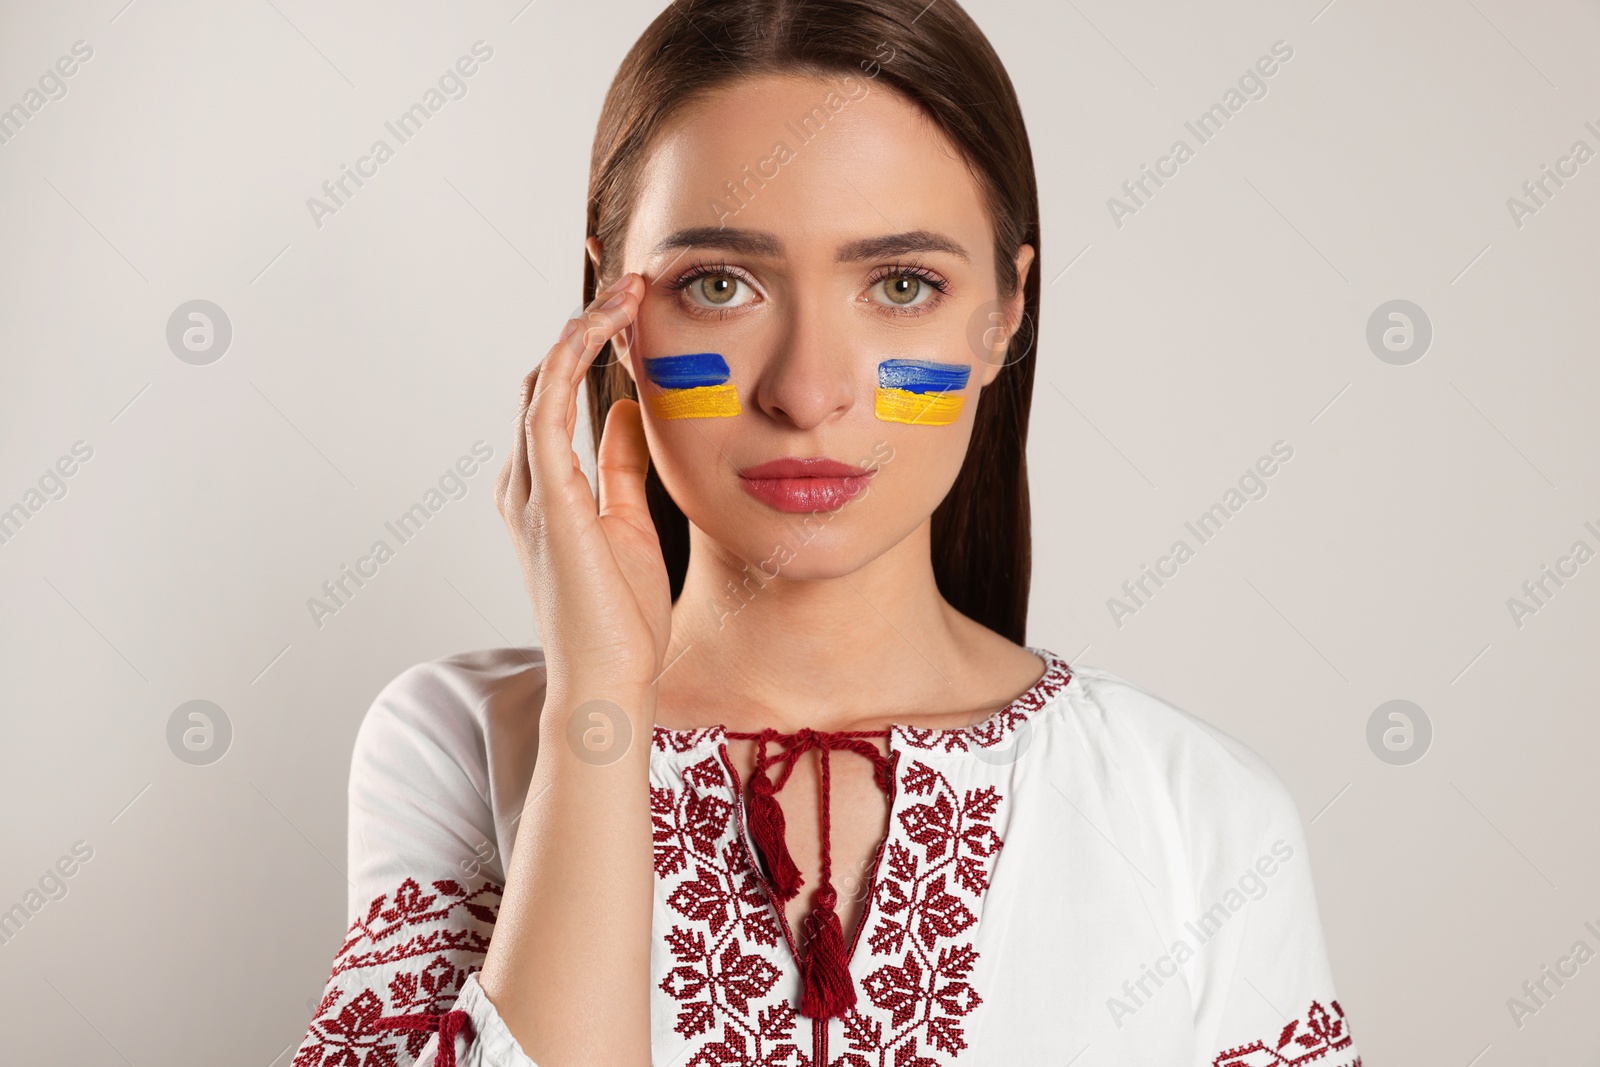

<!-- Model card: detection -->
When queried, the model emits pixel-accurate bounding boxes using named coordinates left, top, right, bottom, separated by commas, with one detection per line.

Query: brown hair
left=583, top=0, right=1041, bottom=644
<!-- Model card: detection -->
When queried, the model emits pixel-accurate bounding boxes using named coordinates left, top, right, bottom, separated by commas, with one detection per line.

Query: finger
left=579, top=274, right=647, bottom=434
left=502, top=361, right=547, bottom=512
left=562, top=296, right=631, bottom=461
left=570, top=273, right=642, bottom=391
left=595, top=398, right=652, bottom=525
left=522, top=313, right=593, bottom=503
left=524, top=283, right=621, bottom=454
left=563, top=296, right=635, bottom=448
left=529, top=282, right=641, bottom=491
left=495, top=449, right=514, bottom=517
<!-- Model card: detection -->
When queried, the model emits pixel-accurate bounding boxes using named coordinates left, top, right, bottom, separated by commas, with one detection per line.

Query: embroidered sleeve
left=291, top=661, right=542, bottom=1066
left=294, top=875, right=513, bottom=1066
left=1196, top=768, right=1362, bottom=1067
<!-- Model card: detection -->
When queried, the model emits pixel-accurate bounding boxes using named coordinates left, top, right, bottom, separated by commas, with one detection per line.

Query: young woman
left=293, top=2, right=1361, bottom=1065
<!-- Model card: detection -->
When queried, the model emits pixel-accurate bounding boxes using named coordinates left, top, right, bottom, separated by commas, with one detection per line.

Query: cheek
left=637, top=411, right=729, bottom=520
left=639, top=351, right=743, bottom=421
left=873, top=359, right=973, bottom=427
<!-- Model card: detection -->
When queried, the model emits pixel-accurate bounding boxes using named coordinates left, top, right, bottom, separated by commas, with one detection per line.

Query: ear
left=587, top=235, right=638, bottom=381
left=976, top=243, right=1035, bottom=388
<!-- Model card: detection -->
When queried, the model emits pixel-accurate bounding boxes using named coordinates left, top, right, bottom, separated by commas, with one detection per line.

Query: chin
left=689, top=478, right=935, bottom=586
left=694, top=501, right=879, bottom=577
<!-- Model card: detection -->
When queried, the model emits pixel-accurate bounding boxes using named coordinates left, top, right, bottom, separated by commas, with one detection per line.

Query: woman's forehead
left=626, top=73, right=992, bottom=264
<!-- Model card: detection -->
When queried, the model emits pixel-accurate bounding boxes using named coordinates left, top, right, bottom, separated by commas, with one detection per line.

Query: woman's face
left=607, top=72, right=1033, bottom=583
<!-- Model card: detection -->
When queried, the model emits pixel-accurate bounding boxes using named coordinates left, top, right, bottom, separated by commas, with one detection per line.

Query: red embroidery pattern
left=896, top=652, right=1073, bottom=754
left=1212, top=1000, right=1361, bottom=1067
left=655, top=723, right=724, bottom=754
left=652, top=650, right=1073, bottom=758
left=832, top=759, right=1003, bottom=1066
left=294, top=878, right=502, bottom=1067
left=653, top=755, right=810, bottom=1066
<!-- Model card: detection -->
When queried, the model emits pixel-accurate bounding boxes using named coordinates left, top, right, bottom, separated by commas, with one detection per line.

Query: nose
left=748, top=302, right=859, bottom=431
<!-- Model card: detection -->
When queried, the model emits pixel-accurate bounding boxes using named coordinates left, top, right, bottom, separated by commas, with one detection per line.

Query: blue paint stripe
left=877, top=359, right=971, bottom=394
left=643, top=353, right=731, bottom=389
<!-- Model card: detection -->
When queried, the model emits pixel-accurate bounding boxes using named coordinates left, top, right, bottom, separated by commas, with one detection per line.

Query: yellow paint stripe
left=649, top=382, right=742, bottom=420
left=874, top=387, right=964, bottom=426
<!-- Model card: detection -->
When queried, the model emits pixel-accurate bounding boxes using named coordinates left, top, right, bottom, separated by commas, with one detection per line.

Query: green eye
left=883, top=275, right=921, bottom=305
left=675, top=267, right=756, bottom=312
left=700, top=275, right=737, bottom=304
left=872, top=271, right=941, bottom=309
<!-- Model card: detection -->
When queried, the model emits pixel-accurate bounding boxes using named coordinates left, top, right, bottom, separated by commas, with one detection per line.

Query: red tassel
left=747, top=762, right=804, bottom=900
left=798, top=885, right=856, bottom=1019
left=724, top=725, right=893, bottom=1022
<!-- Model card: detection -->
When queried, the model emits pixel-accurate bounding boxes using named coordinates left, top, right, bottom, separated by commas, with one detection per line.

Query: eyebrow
left=836, top=230, right=969, bottom=262
left=650, top=227, right=969, bottom=262
left=652, top=226, right=782, bottom=258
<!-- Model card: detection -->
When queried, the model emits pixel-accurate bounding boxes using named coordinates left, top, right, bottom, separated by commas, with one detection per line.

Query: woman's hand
left=495, top=272, right=670, bottom=697
left=482, top=275, right=661, bottom=1066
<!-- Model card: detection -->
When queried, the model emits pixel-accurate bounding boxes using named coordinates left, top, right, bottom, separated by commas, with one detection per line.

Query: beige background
left=2, top=0, right=1597, bottom=1061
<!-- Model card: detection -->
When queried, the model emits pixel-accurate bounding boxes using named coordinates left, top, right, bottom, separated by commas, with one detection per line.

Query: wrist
left=541, top=654, right=659, bottom=703
left=541, top=683, right=656, bottom=756
left=545, top=678, right=656, bottom=711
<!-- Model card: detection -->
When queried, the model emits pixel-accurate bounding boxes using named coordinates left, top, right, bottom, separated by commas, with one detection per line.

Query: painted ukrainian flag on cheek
left=642, top=353, right=742, bottom=419
left=875, top=359, right=971, bottom=426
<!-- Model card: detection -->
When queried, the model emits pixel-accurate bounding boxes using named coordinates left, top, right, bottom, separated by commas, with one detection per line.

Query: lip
left=738, top=456, right=875, bottom=513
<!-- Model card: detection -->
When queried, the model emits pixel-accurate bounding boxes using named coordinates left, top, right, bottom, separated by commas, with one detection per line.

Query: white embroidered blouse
left=292, top=646, right=1362, bottom=1067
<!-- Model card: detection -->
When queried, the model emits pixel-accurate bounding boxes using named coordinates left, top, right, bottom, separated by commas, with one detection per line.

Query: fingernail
left=559, top=318, right=581, bottom=343
left=601, top=290, right=629, bottom=311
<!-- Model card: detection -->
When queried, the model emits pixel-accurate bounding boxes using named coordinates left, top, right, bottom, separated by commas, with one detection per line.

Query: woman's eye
left=872, top=274, right=933, bottom=308
left=684, top=272, right=752, bottom=309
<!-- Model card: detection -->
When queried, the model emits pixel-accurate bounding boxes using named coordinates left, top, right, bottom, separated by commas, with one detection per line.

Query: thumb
left=596, top=398, right=652, bottom=525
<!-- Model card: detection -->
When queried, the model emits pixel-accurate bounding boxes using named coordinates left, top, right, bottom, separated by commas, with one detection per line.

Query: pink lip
left=738, top=456, right=875, bottom=513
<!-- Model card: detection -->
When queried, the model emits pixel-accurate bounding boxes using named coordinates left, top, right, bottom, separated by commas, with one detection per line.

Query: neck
left=661, top=518, right=972, bottom=733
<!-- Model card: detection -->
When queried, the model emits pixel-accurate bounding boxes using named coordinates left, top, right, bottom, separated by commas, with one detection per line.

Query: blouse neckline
left=649, top=645, right=1074, bottom=757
